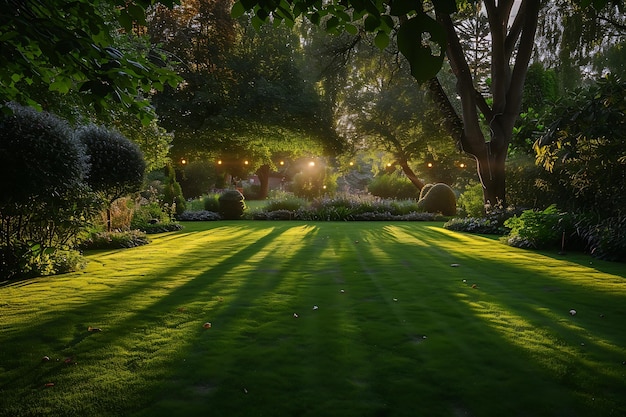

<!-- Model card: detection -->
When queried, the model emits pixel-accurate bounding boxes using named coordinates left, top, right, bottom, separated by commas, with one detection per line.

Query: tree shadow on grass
left=1, top=222, right=625, bottom=417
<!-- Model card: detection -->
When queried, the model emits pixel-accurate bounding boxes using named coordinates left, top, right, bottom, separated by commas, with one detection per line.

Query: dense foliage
left=0, top=106, right=97, bottom=278
left=0, top=0, right=180, bottom=121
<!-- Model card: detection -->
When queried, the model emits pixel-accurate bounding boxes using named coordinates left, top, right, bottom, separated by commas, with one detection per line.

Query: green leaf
left=231, top=1, right=246, bottom=18
left=364, top=15, right=380, bottom=32
left=118, top=12, right=133, bottom=32
left=397, top=13, right=447, bottom=82
left=374, top=31, right=389, bottom=49
left=326, top=16, right=340, bottom=31
left=310, top=11, right=321, bottom=25
left=346, top=24, right=359, bottom=35
left=128, top=4, right=146, bottom=25
left=49, top=78, right=72, bottom=94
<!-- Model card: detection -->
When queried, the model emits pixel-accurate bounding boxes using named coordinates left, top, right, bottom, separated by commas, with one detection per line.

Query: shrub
left=131, top=201, right=181, bottom=233
left=578, top=215, right=626, bottom=262
left=443, top=217, right=510, bottom=235
left=77, top=125, right=146, bottom=204
left=457, top=182, right=485, bottom=217
left=177, top=210, right=221, bottom=221
left=417, top=183, right=457, bottom=216
left=0, top=105, right=88, bottom=208
left=218, top=190, right=246, bottom=220
left=0, top=105, right=95, bottom=279
left=81, top=231, right=150, bottom=250
left=163, top=164, right=186, bottom=216
left=253, top=210, right=295, bottom=220
left=368, top=173, right=421, bottom=199
left=263, top=196, right=308, bottom=212
left=419, top=184, right=434, bottom=200
left=503, top=205, right=573, bottom=249
left=131, top=201, right=168, bottom=229
left=138, top=223, right=183, bottom=234
left=203, top=194, right=221, bottom=212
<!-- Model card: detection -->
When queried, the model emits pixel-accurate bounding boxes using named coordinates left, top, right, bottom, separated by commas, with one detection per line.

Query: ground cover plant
left=1, top=222, right=625, bottom=417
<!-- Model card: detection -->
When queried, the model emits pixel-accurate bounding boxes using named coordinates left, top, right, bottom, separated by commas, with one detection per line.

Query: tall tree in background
left=148, top=0, right=340, bottom=198
left=333, top=38, right=453, bottom=190
left=237, top=0, right=619, bottom=208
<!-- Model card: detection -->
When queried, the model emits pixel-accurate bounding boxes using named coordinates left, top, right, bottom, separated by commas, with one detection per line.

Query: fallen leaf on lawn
left=88, top=326, right=102, bottom=332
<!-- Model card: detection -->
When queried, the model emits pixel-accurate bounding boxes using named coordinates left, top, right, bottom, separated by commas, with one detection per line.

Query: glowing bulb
left=244, top=160, right=249, bottom=165
left=427, top=162, right=433, bottom=168
left=309, top=161, right=315, bottom=167
left=217, top=160, right=222, bottom=165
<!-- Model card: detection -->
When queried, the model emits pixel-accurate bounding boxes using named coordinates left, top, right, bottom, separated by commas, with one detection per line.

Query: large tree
left=236, top=0, right=617, bottom=207
left=148, top=0, right=340, bottom=198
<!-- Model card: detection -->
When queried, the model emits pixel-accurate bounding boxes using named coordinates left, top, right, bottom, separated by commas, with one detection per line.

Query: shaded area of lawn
left=0, top=222, right=625, bottom=417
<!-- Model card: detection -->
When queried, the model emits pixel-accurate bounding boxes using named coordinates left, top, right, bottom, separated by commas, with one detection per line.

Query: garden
left=2, top=1, right=626, bottom=416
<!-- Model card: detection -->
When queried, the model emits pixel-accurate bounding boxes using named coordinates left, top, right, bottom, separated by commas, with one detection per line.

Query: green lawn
left=1, top=221, right=625, bottom=417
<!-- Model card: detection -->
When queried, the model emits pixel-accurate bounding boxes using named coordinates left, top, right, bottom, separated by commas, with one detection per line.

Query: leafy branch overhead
left=0, top=0, right=181, bottom=122
left=232, top=0, right=457, bottom=82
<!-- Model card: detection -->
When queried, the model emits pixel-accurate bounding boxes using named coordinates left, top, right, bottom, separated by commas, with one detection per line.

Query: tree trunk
left=397, top=158, right=425, bottom=190
left=473, top=142, right=507, bottom=208
left=256, top=164, right=271, bottom=200
left=431, top=1, right=540, bottom=212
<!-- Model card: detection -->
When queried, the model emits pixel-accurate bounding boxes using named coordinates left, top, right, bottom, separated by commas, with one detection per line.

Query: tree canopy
left=0, top=0, right=181, bottom=122
left=235, top=0, right=622, bottom=208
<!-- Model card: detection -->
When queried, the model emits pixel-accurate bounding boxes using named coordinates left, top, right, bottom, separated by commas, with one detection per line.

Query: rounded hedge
left=218, top=190, right=246, bottom=220
left=76, top=124, right=146, bottom=202
left=417, top=183, right=457, bottom=216
left=0, top=105, right=87, bottom=209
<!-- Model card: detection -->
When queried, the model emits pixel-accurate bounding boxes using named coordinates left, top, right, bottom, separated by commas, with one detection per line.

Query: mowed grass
left=1, top=221, right=625, bottom=417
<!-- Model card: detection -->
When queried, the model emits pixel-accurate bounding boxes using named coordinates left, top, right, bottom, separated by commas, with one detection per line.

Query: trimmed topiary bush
left=419, top=183, right=434, bottom=200
left=218, top=190, right=246, bottom=220
left=77, top=125, right=146, bottom=231
left=0, top=105, right=94, bottom=279
left=417, top=183, right=457, bottom=216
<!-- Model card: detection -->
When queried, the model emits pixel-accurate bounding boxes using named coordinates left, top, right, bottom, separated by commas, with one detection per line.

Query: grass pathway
left=1, top=221, right=625, bottom=417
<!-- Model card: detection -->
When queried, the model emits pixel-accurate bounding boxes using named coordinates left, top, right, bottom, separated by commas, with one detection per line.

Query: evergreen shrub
left=218, top=190, right=246, bottom=219
left=0, top=105, right=93, bottom=279
left=203, top=194, right=221, bottom=212
left=417, top=183, right=457, bottom=216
